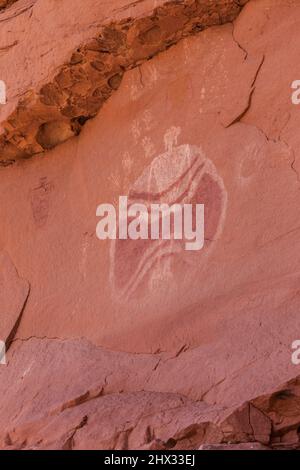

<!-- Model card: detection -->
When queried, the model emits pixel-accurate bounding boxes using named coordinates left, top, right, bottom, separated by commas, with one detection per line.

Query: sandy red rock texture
left=1, top=0, right=300, bottom=450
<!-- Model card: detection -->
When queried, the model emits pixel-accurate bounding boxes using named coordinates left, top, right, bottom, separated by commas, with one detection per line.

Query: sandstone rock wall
left=1, top=0, right=300, bottom=450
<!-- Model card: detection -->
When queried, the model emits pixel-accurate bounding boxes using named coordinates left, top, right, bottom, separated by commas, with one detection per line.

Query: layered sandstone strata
left=1, top=0, right=300, bottom=450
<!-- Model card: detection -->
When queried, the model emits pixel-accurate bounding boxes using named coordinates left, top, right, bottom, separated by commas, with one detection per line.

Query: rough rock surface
left=1, top=0, right=300, bottom=450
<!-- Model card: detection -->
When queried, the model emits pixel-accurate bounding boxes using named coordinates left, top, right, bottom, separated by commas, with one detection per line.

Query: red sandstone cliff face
left=1, top=0, right=300, bottom=450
